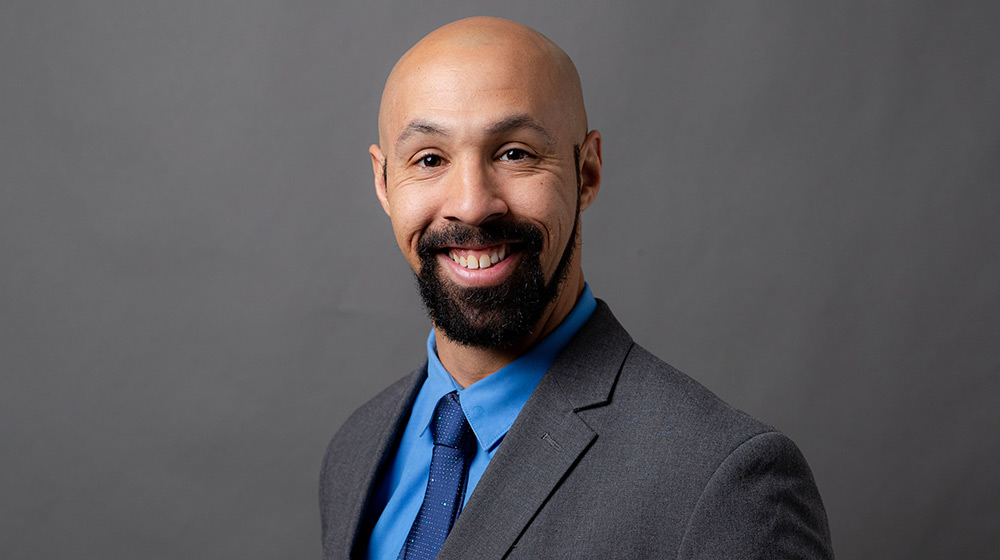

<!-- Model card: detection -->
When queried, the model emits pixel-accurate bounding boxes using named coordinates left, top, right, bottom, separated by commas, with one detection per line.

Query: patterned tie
left=397, top=391, right=476, bottom=560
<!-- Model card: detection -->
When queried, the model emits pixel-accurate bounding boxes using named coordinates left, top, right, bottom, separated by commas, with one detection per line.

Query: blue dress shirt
left=365, top=284, right=597, bottom=560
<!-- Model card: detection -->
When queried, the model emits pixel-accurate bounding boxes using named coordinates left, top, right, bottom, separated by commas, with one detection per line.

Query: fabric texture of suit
left=320, top=301, right=834, bottom=559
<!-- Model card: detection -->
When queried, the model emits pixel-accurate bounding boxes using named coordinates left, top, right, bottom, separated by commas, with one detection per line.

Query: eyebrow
left=485, top=114, right=556, bottom=147
left=395, top=120, right=448, bottom=148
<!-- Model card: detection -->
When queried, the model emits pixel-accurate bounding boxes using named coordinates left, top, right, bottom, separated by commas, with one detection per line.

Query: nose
left=440, top=159, right=508, bottom=226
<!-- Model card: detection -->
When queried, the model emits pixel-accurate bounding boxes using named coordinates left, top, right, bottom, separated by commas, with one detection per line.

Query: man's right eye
left=417, top=154, right=443, bottom=168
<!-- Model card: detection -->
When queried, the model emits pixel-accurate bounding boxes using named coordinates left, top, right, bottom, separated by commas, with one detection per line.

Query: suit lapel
left=326, top=366, right=424, bottom=558
left=438, top=301, right=634, bottom=559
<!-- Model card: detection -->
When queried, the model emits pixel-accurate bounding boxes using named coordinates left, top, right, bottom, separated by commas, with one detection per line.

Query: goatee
left=415, top=216, right=578, bottom=349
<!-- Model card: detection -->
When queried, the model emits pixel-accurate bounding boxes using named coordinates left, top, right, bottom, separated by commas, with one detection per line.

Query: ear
left=578, top=129, right=602, bottom=212
left=370, top=144, right=391, bottom=217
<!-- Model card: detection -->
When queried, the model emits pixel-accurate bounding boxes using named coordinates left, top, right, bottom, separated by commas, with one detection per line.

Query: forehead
left=380, top=46, right=572, bottom=146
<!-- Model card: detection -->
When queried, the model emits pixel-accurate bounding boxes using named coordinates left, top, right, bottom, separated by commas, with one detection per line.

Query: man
left=321, top=17, right=833, bottom=559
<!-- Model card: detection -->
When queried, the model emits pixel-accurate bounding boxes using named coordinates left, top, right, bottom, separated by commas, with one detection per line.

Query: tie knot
left=430, top=391, right=474, bottom=452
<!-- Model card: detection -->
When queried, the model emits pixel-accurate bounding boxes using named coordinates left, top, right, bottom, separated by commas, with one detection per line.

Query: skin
left=370, top=17, right=602, bottom=387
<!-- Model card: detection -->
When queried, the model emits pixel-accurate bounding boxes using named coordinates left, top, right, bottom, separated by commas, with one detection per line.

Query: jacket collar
left=438, top=300, right=634, bottom=558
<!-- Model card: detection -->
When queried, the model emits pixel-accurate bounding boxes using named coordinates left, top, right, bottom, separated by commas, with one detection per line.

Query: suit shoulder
left=322, top=367, right=422, bottom=462
left=678, top=431, right=834, bottom=558
left=592, top=344, right=831, bottom=547
left=612, top=344, right=776, bottom=451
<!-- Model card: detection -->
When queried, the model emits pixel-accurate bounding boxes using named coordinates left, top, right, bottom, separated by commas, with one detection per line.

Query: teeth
left=447, top=245, right=510, bottom=270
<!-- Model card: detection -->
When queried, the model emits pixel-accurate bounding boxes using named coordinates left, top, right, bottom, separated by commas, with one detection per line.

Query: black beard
left=415, top=214, right=578, bottom=349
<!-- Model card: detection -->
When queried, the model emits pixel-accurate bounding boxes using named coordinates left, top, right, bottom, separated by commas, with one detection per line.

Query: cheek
left=387, top=192, right=438, bottom=257
left=510, top=186, right=577, bottom=257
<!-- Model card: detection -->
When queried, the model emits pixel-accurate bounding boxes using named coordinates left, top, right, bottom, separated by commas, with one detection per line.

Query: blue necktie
left=397, top=391, right=476, bottom=560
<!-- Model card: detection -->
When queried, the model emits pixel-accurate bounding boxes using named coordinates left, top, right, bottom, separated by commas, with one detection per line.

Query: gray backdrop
left=2, top=1, right=997, bottom=558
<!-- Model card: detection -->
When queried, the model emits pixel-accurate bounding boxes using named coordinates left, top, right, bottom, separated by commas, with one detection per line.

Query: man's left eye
left=499, top=148, right=531, bottom=161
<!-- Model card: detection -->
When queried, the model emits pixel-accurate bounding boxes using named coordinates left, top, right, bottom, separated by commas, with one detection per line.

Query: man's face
left=372, top=46, right=598, bottom=348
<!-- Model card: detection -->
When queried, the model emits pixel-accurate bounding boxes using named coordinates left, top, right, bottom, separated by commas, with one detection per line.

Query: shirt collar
left=419, top=284, right=597, bottom=452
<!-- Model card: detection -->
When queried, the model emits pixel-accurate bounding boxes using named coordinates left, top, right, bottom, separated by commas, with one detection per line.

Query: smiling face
left=370, top=18, right=602, bottom=350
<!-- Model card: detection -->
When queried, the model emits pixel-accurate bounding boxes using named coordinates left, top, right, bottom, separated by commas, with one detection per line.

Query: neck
left=435, top=275, right=585, bottom=388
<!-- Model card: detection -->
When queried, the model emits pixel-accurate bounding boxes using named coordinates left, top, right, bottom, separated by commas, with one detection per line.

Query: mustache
left=416, top=222, right=544, bottom=259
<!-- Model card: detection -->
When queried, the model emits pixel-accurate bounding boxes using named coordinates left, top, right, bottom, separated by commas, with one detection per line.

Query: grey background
left=2, top=1, right=997, bottom=558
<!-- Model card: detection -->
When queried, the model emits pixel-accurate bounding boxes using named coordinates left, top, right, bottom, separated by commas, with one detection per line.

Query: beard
left=415, top=212, right=579, bottom=349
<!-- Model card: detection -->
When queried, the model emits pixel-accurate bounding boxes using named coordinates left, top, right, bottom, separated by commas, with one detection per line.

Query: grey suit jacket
left=320, top=301, right=834, bottom=559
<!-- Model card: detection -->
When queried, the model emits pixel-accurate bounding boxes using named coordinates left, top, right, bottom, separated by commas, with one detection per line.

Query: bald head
left=376, top=17, right=588, bottom=151
left=367, top=17, right=603, bottom=362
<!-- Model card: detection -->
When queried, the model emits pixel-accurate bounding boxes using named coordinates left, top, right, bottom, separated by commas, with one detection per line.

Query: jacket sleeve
left=677, top=431, right=835, bottom=559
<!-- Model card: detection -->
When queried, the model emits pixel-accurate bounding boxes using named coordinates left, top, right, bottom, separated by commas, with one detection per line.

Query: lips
left=417, top=222, right=541, bottom=281
left=446, top=244, right=509, bottom=270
